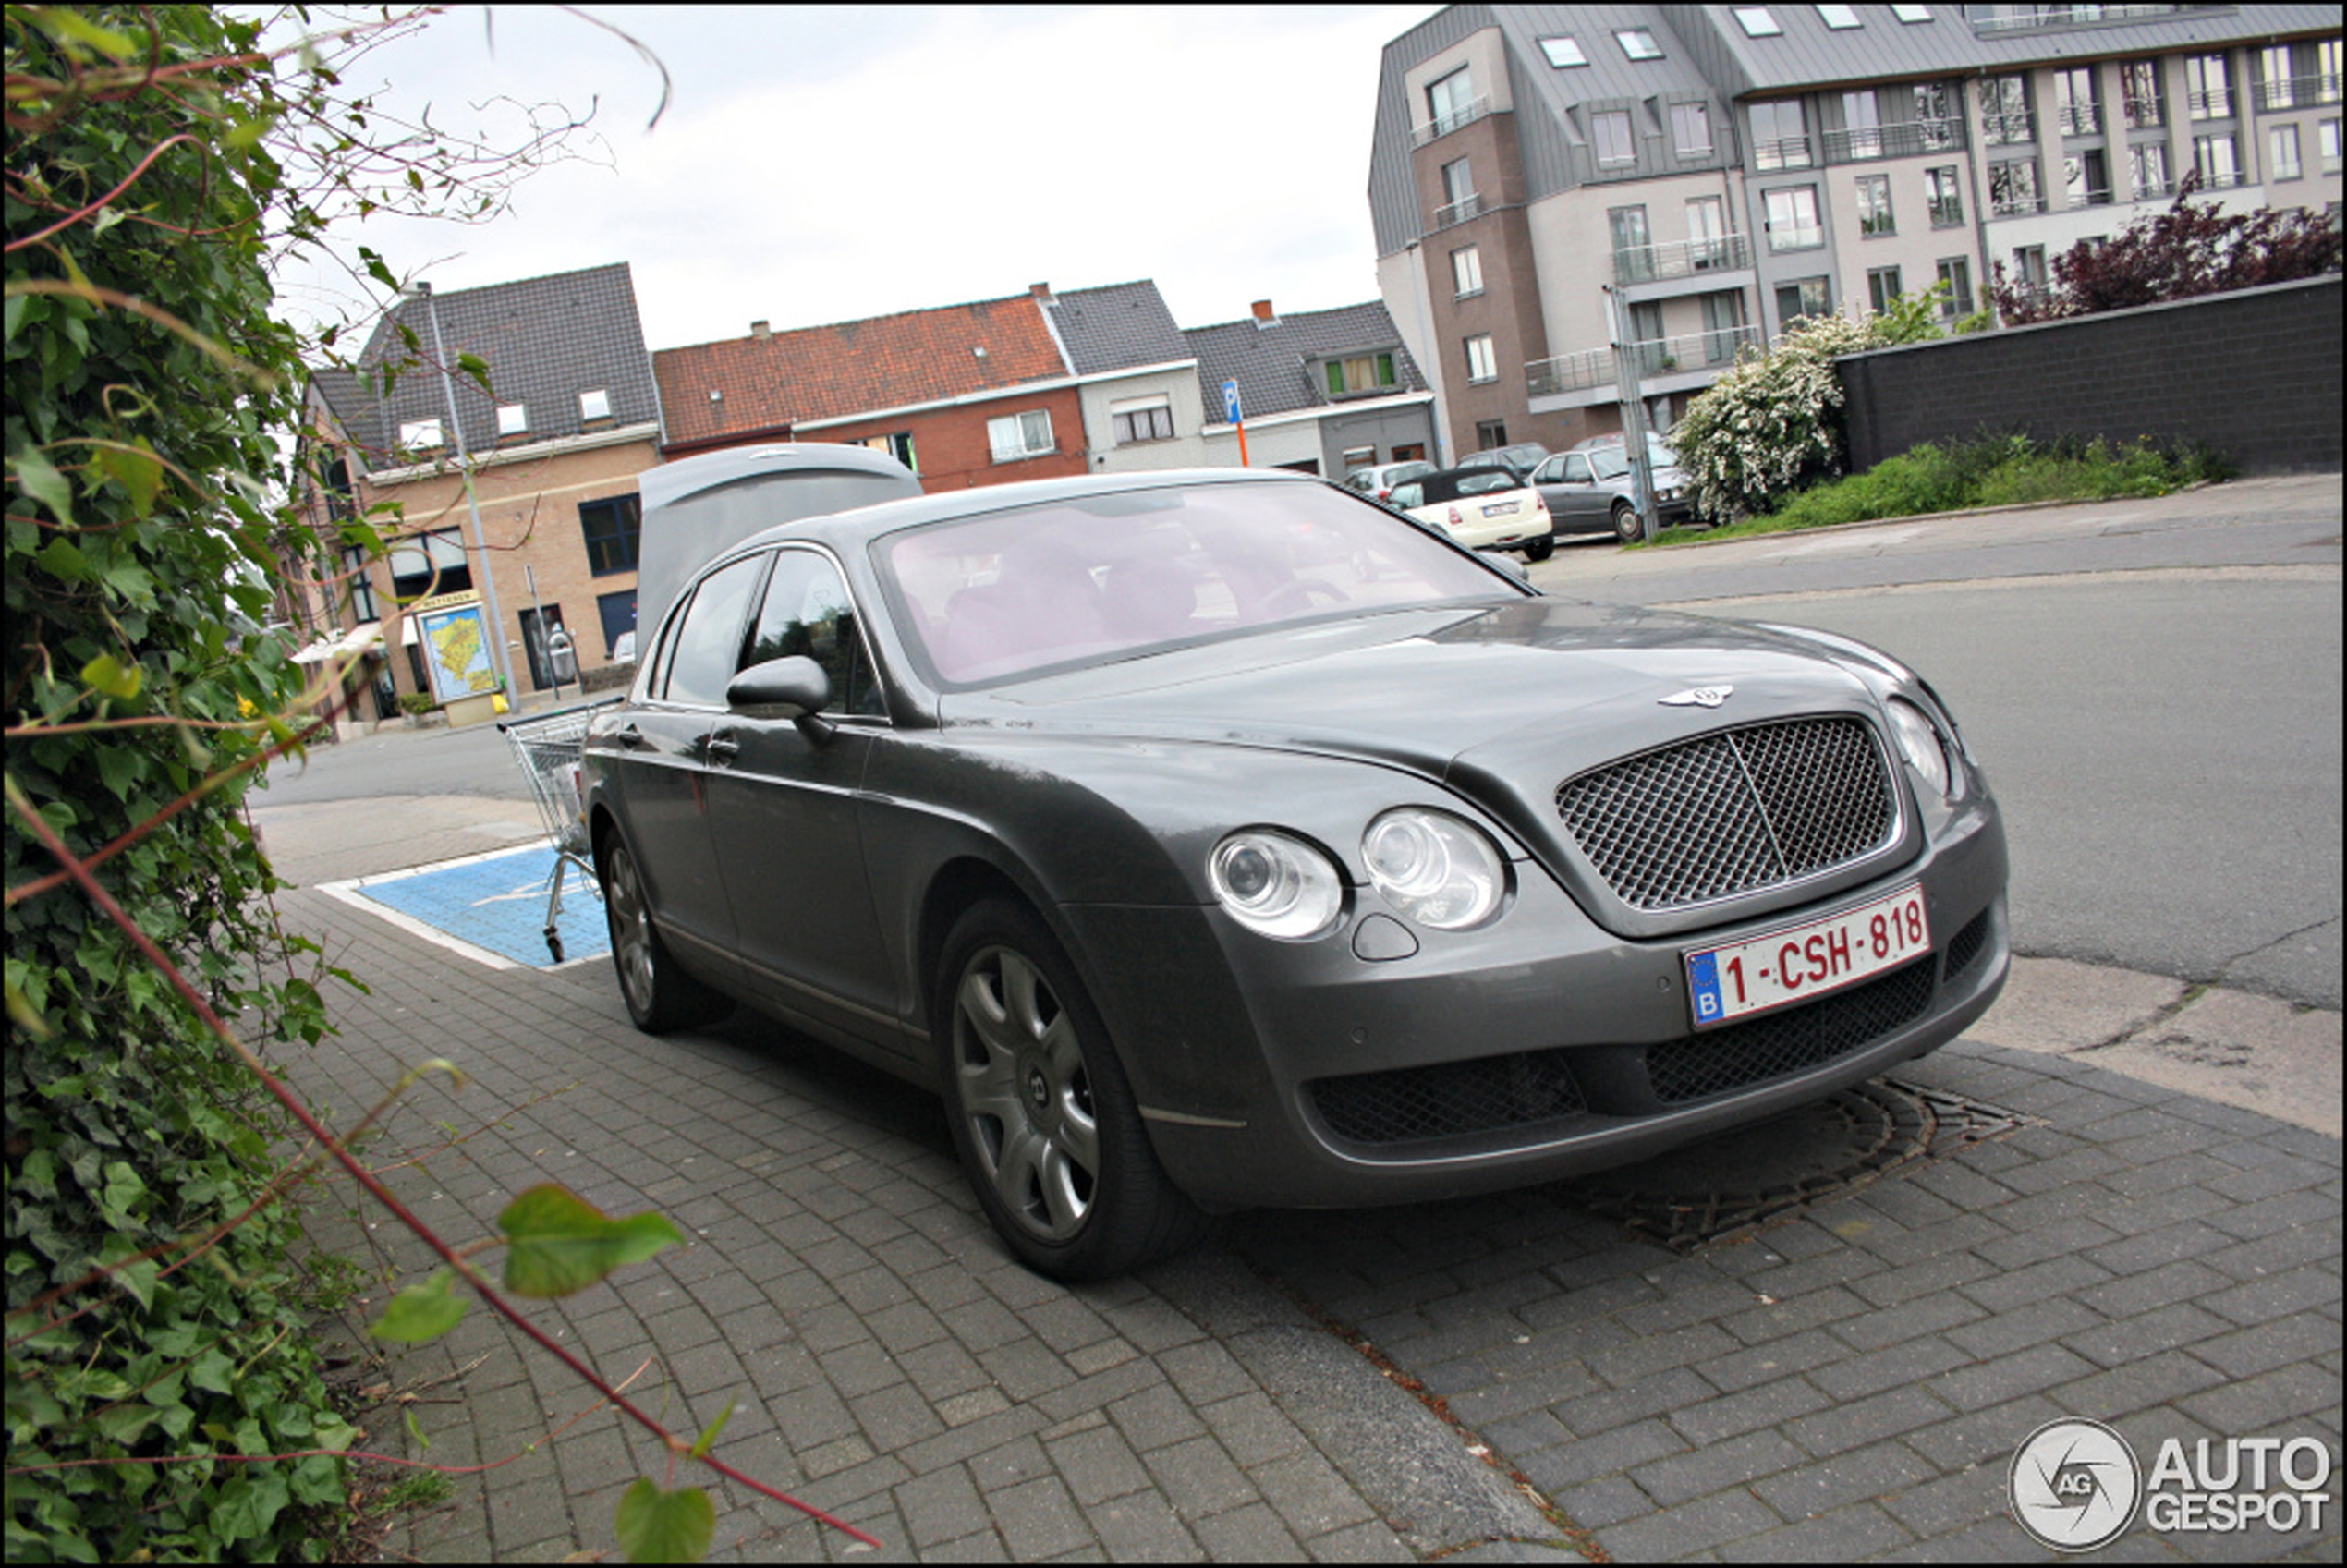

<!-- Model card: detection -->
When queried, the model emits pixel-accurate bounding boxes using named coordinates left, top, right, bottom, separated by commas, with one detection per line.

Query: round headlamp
left=1363, top=808, right=1507, bottom=930
left=1210, top=830, right=1344, bottom=941
left=1886, top=699, right=1952, bottom=800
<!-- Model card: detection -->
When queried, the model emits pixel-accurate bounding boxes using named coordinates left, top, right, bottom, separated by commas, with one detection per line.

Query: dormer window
left=578, top=387, right=613, bottom=422
left=1734, top=7, right=1782, bottom=37
left=1324, top=352, right=1399, bottom=398
left=1539, top=36, right=1587, bottom=68
left=497, top=402, right=529, bottom=437
left=398, top=417, right=444, bottom=453
left=1616, top=29, right=1662, bottom=60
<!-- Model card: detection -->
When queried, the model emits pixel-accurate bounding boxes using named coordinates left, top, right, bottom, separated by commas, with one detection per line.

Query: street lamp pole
left=417, top=282, right=519, bottom=698
left=1604, top=283, right=1660, bottom=544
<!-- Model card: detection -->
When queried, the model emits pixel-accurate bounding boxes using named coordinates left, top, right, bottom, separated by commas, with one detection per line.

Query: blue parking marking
left=349, top=843, right=608, bottom=969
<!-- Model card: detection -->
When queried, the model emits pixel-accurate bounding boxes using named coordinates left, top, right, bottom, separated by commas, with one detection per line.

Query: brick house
left=1182, top=299, right=1440, bottom=476
left=292, top=262, right=663, bottom=722
left=654, top=293, right=1089, bottom=490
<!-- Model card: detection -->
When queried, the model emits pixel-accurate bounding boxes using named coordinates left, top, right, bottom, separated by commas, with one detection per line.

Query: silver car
left=1531, top=444, right=1696, bottom=543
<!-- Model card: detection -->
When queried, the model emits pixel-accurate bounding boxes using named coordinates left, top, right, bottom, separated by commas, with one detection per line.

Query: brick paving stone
left=1252, top=1451, right=1382, bottom=1541
left=1089, top=1490, right=1208, bottom=1562
left=1585, top=1488, right=1786, bottom=1561
left=1517, top=1416, right=1689, bottom=1490
left=2061, top=1302, right=2235, bottom=1370
left=1672, top=1375, right=1839, bottom=1446
left=1782, top=1385, right=1952, bottom=1459
left=2197, top=1266, right=2346, bottom=1328
left=1197, top=1390, right=1312, bottom=1469
left=2077, top=1258, right=2237, bottom=1319
left=1193, top=1501, right=1311, bottom=1561
left=1552, top=1366, right=1718, bottom=1434
left=1929, top=1342, right=2103, bottom=1413
left=1809, top=1336, right=1972, bottom=1403
left=1956, top=1254, right=2121, bottom=1315
left=1049, top=1421, right=1155, bottom=1506
left=1552, top=1474, right=1660, bottom=1531
left=1700, top=1329, right=1856, bottom=1394
left=1631, top=1428, right=1810, bottom=1507
left=1718, top=1283, right=1875, bottom=1346
left=1751, top=1439, right=1939, bottom=1518
left=1718, top=1501, right=1916, bottom=1561
left=1849, top=1248, right=2002, bottom=1308
left=1593, top=1322, right=1745, bottom=1385
left=1832, top=1290, right=1992, bottom=1353
left=2050, top=1351, right=2231, bottom=1419
left=992, top=1475, right=1096, bottom=1560
left=1145, top=1435, right=1259, bottom=1517
left=2178, top=1361, right=2347, bottom=1430
left=2183, top=1313, right=2345, bottom=1380
left=1304, top=1518, right=1418, bottom=1562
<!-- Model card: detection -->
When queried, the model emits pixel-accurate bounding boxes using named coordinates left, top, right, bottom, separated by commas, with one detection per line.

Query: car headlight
left=1362, top=808, right=1506, bottom=930
left=1210, top=830, right=1344, bottom=940
left=1885, top=699, right=1952, bottom=800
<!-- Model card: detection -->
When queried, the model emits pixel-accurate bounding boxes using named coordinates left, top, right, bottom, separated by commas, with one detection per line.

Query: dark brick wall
left=1837, top=275, right=2341, bottom=476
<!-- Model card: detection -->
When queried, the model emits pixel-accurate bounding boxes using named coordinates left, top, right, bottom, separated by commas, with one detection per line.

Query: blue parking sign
left=1222, top=379, right=1243, bottom=425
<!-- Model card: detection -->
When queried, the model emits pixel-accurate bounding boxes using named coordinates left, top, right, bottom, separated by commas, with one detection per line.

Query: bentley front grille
left=1557, top=716, right=1895, bottom=912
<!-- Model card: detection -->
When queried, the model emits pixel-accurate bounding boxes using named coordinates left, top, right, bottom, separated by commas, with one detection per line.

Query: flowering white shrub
left=1673, top=294, right=1943, bottom=522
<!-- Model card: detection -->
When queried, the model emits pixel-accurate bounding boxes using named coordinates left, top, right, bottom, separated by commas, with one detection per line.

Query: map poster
left=417, top=602, right=501, bottom=701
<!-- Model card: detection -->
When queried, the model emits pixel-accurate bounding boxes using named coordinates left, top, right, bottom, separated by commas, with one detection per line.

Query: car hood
left=944, top=597, right=1887, bottom=865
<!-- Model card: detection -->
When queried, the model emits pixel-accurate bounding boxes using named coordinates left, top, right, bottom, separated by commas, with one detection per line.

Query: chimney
left=1251, top=298, right=1276, bottom=325
left=1028, top=281, right=1052, bottom=300
left=750, top=320, right=771, bottom=341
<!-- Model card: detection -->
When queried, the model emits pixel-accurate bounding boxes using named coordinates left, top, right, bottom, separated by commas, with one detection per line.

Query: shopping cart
left=497, top=697, right=625, bottom=962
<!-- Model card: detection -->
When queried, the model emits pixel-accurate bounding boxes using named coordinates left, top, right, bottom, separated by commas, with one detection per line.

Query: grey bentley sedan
left=583, top=468, right=2007, bottom=1279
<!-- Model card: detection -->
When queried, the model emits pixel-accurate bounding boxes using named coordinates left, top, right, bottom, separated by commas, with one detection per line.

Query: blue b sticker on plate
left=1687, top=951, right=1724, bottom=1023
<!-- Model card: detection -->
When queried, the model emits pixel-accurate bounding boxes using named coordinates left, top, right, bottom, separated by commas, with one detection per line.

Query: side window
left=745, top=552, right=884, bottom=717
left=1563, top=456, right=1595, bottom=483
left=1532, top=456, right=1562, bottom=484
left=661, top=553, right=769, bottom=708
left=1388, top=483, right=1424, bottom=510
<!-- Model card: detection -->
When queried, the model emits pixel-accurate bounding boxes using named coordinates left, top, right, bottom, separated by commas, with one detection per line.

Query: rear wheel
left=935, top=900, right=1206, bottom=1279
left=602, top=835, right=732, bottom=1034
left=1612, top=501, right=1643, bottom=544
left=1522, top=532, right=1555, bottom=563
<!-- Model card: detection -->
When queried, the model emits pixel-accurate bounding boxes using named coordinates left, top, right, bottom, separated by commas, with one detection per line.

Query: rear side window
left=1388, top=482, right=1425, bottom=509
left=1563, top=456, right=1595, bottom=483
left=661, top=553, right=769, bottom=707
left=745, top=550, right=885, bottom=717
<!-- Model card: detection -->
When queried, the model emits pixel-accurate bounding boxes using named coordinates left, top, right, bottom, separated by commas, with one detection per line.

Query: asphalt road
left=254, top=475, right=2344, bottom=1008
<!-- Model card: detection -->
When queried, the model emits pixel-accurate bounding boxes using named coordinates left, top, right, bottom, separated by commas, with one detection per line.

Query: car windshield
left=876, top=481, right=1523, bottom=687
left=1590, top=449, right=1633, bottom=480
left=1455, top=471, right=1518, bottom=496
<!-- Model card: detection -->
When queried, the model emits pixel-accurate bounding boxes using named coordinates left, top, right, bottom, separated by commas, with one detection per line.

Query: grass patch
left=1646, top=432, right=2233, bottom=547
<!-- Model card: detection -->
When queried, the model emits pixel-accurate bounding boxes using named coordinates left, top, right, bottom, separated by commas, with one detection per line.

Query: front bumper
left=1064, top=802, right=2007, bottom=1211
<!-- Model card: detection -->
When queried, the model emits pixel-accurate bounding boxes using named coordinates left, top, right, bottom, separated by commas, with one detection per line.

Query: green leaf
left=98, top=441, right=163, bottom=516
left=14, top=448, right=76, bottom=528
left=614, top=1478, right=715, bottom=1564
left=456, top=352, right=493, bottom=395
left=188, top=1348, right=236, bottom=1396
left=371, top=1268, right=469, bottom=1343
left=404, top=1406, right=431, bottom=1452
left=688, top=1394, right=736, bottom=1460
left=28, top=7, right=141, bottom=57
left=80, top=653, right=142, bottom=701
left=497, top=1185, right=683, bottom=1299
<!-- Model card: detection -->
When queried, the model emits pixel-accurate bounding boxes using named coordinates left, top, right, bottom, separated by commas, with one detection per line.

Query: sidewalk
left=263, top=796, right=2341, bottom=1562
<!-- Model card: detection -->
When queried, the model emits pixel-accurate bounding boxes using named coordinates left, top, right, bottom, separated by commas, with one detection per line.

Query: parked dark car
left=1453, top=441, right=1550, bottom=484
left=583, top=470, right=2008, bottom=1279
left=1531, top=444, right=1696, bottom=543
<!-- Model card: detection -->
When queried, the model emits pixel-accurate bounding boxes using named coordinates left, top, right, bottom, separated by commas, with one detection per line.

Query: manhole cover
left=1558, top=1078, right=2034, bottom=1252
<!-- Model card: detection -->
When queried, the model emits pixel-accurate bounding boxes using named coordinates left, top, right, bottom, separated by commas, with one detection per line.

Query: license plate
left=1684, top=884, right=1930, bottom=1027
left=1481, top=501, right=1514, bottom=517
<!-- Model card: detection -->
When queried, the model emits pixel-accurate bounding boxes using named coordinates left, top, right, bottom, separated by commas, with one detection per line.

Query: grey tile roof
left=1041, top=281, right=1191, bottom=375
left=1183, top=302, right=1429, bottom=423
left=334, top=261, right=659, bottom=465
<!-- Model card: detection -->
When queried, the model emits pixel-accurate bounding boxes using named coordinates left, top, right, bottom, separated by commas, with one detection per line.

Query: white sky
left=272, top=5, right=1434, bottom=354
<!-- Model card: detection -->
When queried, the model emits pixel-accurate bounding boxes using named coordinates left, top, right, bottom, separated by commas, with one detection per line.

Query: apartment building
left=1370, top=4, right=2343, bottom=460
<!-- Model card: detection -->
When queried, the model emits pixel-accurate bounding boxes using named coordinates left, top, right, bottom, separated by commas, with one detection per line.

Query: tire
left=601, top=833, right=733, bottom=1034
left=934, top=900, right=1207, bottom=1280
left=1612, top=501, right=1643, bottom=544
left=1522, top=533, right=1554, bottom=563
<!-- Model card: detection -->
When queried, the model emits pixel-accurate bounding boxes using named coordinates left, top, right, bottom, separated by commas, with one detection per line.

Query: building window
left=1751, top=100, right=1810, bottom=170
left=1989, top=157, right=2043, bottom=215
left=1610, top=205, right=1653, bottom=278
left=2130, top=141, right=2172, bottom=201
left=1700, top=291, right=1747, bottom=361
left=578, top=494, right=642, bottom=577
left=1840, top=89, right=1884, bottom=159
left=2192, top=134, right=2241, bottom=188
left=2322, top=118, right=2342, bottom=176
left=1341, top=446, right=1377, bottom=472
left=1615, top=29, right=1662, bottom=60
left=1935, top=257, right=1972, bottom=317
left=496, top=403, right=528, bottom=438
left=1686, top=196, right=1731, bottom=266
left=1672, top=102, right=1712, bottom=157
left=1593, top=110, right=1636, bottom=166
left=2271, top=124, right=2304, bottom=181
left=340, top=543, right=380, bottom=623
left=1981, top=76, right=2033, bottom=145
left=2012, top=246, right=2049, bottom=296
left=1927, top=164, right=1965, bottom=226
left=1818, top=5, right=1862, bottom=29
left=854, top=431, right=918, bottom=472
left=1764, top=186, right=1823, bottom=250
left=1733, top=7, right=1782, bottom=38
left=2122, top=59, right=2165, bottom=128
left=2258, top=44, right=2295, bottom=110
left=1324, top=354, right=1398, bottom=397
left=1464, top=334, right=1498, bottom=384
left=987, top=409, right=1054, bottom=460
left=2055, top=67, right=2099, bottom=137
left=1539, top=35, right=1587, bottom=68
left=1775, top=277, right=1830, bottom=325
left=1891, top=3, right=1931, bottom=20
left=1856, top=174, right=1894, bottom=237
left=2186, top=55, right=2230, bottom=120
left=578, top=387, right=613, bottom=422
left=2065, top=149, right=2111, bottom=206
left=1475, top=419, right=1510, bottom=450
left=1913, top=82, right=1960, bottom=148
left=1438, top=156, right=1477, bottom=225
left=1867, top=267, right=1903, bottom=315
left=1111, top=396, right=1174, bottom=444
left=388, top=529, right=470, bottom=602
left=396, top=417, right=444, bottom=453
left=1451, top=244, right=1484, bottom=298
left=1427, top=67, right=1476, bottom=137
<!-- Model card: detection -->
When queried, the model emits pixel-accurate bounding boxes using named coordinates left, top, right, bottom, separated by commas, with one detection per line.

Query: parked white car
left=1386, top=467, right=1553, bottom=555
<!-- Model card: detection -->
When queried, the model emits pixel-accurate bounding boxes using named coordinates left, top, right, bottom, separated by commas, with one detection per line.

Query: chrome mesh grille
left=1557, top=717, right=1894, bottom=911
left=1309, top=1050, right=1587, bottom=1148
left=1648, top=956, right=1936, bottom=1104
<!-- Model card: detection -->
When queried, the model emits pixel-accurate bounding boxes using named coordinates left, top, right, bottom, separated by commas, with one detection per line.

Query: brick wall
left=818, top=386, right=1089, bottom=492
left=1838, top=275, right=2342, bottom=476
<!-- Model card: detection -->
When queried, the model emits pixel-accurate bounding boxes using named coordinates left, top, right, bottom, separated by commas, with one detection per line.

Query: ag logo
left=2011, top=1417, right=2141, bottom=1552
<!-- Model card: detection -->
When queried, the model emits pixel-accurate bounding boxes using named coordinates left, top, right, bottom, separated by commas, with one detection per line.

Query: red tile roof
left=654, top=295, right=1070, bottom=451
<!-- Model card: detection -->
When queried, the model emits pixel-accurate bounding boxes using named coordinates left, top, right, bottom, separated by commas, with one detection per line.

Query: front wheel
left=602, top=834, right=732, bottom=1034
left=935, top=900, right=1206, bottom=1279
left=1612, top=502, right=1643, bottom=544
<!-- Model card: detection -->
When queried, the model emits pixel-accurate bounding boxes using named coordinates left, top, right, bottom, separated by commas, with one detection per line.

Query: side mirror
left=726, top=655, right=834, bottom=741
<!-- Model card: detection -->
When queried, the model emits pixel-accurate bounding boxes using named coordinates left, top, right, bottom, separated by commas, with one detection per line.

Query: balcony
left=1968, top=6, right=2225, bottom=33
left=1981, top=109, right=2038, bottom=145
left=2057, top=103, right=2102, bottom=136
left=1991, top=190, right=2049, bottom=216
left=1410, top=95, right=1494, bottom=149
left=2255, top=74, right=2345, bottom=113
left=1611, top=233, right=1754, bottom=286
left=1526, top=325, right=1762, bottom=399
left=2187, top=88, right=2233, bottom=120
left=2131, top=176, right=2176, bottom=201
left=1751, top=136, right=1817, bottom=170
left=2122, top=95, right=2166, bottom=128
left=1820, top=117, right=1967, bottom=163
left=1432, top=192, right=1483, bottom=229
